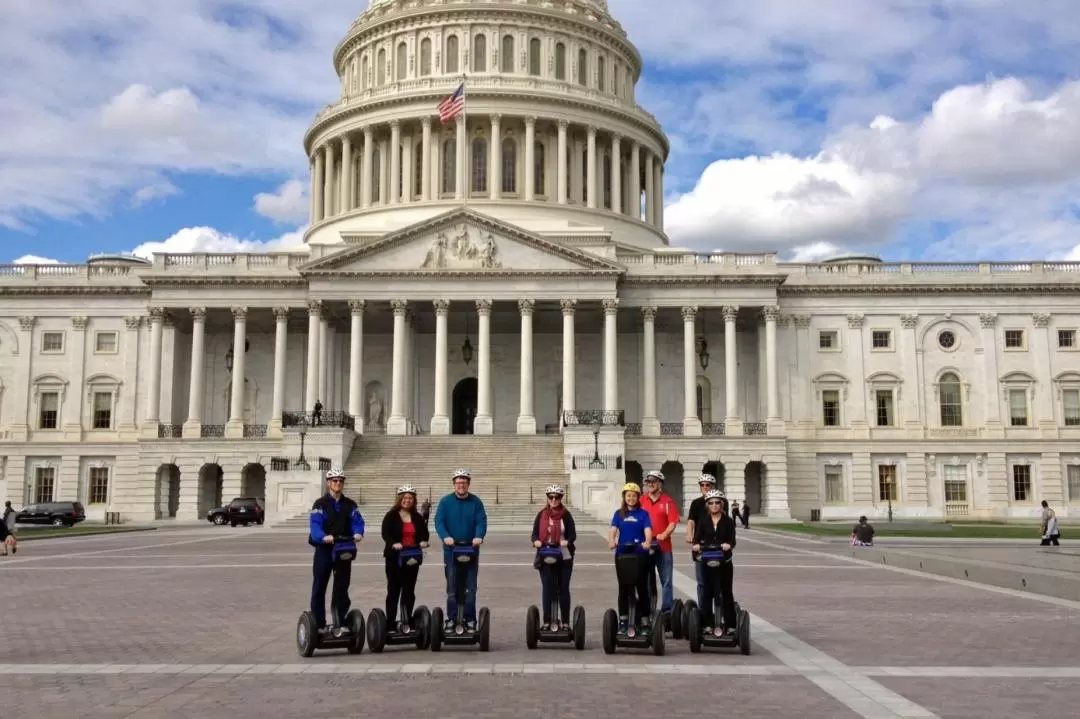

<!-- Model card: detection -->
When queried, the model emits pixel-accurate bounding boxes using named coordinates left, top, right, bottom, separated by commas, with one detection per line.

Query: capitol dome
left=304, top=0, right=669, bottom=251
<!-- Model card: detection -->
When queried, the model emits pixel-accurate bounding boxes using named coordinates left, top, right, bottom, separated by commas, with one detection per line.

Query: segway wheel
left=346, top=609, right=366, bottom=655
left=682, top=600, right=698, bottom=640
left=367, top=608, right=387, bottom=653
left=686, top=607, right=702, bottom=654
left=429, top=607, right=444, bottom=652
left=601, top=609, right=617, bottom=655
left=738, top=609, right=751, bottom=656
left=670, top=599, right=684, bottom=639
left=296, top=611, right=318, bottom=658
left=413, top=606, right=431, bottom=650
left=525, top=605, right=540, bottom=650
left=572, top=606, right=586, bottom=651
left=478, top=607, right=491, bottom=652
left=650, top=617, right=666, bottom=656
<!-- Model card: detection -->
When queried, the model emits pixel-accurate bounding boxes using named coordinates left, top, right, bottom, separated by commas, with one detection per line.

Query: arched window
left=360, top=55, right=369, bottom=89
left=555, top=43, right=566, bottom=80
left=939, top=373, right=963, bottom=427
left=613, top=63, right=621, bottom=97
left=446, top=35, right=459, bottom=73
left=529, top=38, right=541, bottom=76
left=371, top=148, right=381, bottom=202
left=597, top=56, right=606, bottom=92
left=420, top=39, right=432, bottom=76
left=534, top=141, right=546, bottom=196
left=501, top=35, right=515, bottom=73
left=471, top=137, right=488, bottom=193
left=602, top=152, right=612, bottom=209
left=502, top=138, right=517, bottom=194
left=577, top=48, right=588, bottom=85
left=441, top=138, right=456, bottom=195
left=414, top=142, right=424, bottom=198
left=396, top=42, right=407, bottom=81
left=473, top=34, right=487, bottom=72
left=376, top=48, right=386, bottom=86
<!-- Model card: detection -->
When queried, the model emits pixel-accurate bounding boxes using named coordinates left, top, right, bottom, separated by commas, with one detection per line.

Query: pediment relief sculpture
left=421, top=224, right=502, bottom=270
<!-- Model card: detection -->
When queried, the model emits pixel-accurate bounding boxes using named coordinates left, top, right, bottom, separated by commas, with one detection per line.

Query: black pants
left=311, top=547, right=352, bottom=629
left=539, top=560, right=573, bottom=623
left=385, top=558, right=420, bottom=625
left=616, top=556, right=651, bottom=622
left=1041, top=534, right=1061, bottom=546
left=701, top=560, right=737, bottom=629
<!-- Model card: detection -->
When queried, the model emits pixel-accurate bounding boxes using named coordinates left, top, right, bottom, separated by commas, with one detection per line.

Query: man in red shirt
left=640, top=470, right=680, bottom=617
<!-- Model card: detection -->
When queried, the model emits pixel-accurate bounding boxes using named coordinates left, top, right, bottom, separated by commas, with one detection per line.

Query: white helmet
left=451, top=468, right=472, bottom=481
left=545, top=484, right=565, bottom=497
left=704, top=489, right=724, bottom=502
left=326, top=467, right=346, bottom=481
left=698, top=473, right=716, bottom=486
left=397, top=485, right=417, bottom=496
left=645, top=470, right=665, bottom=482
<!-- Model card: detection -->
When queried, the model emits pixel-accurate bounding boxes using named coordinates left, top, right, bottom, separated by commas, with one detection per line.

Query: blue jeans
left=444, top=555, right=479, bottom=623
left=647, top=551, right=675, bottom=612
left=694, top=560, right=708, bottom=611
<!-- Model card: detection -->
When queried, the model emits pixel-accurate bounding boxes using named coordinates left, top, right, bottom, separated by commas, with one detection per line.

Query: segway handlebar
left=332, top=539, right=358, bottom=562
left=451, top=541, right=479, bottom=561
left=398, top=546, right=424, bottom=567
left=614, top=541, right=648, bottom=555
left=696, top=543, right=729, bottom=566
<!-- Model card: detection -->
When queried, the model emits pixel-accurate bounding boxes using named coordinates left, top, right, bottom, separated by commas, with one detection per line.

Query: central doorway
left=452, top=377, right=478, bottom=435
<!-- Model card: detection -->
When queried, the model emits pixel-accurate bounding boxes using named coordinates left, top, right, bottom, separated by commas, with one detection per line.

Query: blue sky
left=2, top=0, right=1080, bottom=265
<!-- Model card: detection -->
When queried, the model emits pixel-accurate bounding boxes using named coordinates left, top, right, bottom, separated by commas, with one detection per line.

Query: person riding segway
left=430, top=468, right=491, bottom=651
left=640, top=469, right=682, bottom=636
left=297, top=467, right=367, bottom=657
left=601, top=483, right=665, bottom=656
left=675, top=473, right=721, bottom=639
left=687, top=489, right=750, bottom=655
left=368, top=485, right=432, bottom=652
left=526, top=484, right=585, bottom=650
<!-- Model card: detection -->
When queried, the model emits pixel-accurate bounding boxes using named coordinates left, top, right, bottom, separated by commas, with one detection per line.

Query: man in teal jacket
left=434, top=468, right=488, bottom=630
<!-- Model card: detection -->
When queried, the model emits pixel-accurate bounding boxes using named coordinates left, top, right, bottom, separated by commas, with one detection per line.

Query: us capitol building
left=2, top=0, right=1078, bottom=525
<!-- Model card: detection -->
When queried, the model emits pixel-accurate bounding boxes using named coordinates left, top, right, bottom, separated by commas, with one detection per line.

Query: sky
left=2, top=0, right=1080, bottom=265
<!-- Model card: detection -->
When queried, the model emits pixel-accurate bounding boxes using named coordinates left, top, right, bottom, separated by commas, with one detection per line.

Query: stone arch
left=624, top=460, right=643, bottom=485
left=742, top=460, right=766, bottom=518
left=198, top=463, right=224, bottom=516
left=696, top=375, right=713, bottom=422
left=659, top=460, right=686, bottom=515
left=363, top=379, right=386, bottom=431
left=0, top=320, right=18, bottom=355
left=241, top=462, right=266, bottom=500
left=1001, top=370, right=1037, bottom=384
left=918, top=315, right=977, bottom=349
left=154, top=463, right=180, bottom=520
left=701, top=460, right=726, bottom=490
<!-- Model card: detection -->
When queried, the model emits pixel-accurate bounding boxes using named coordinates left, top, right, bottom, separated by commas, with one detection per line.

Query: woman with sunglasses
left=380, top=485, right=431, bottom=632
left=690, top=489, right=738, bottom=635
left=530, top=484, right=578, bottom=630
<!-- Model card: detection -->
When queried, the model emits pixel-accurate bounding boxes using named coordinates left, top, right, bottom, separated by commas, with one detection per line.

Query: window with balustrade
left=822, top=390, right=840, bottom=426
left=376, top=48, right=386, bottom=85
left=473, top=35, right=486, bottom=72
left=396, top=42, right=407, bottom=81
left=529, top=38, right=541, bottom=76
left=597, top=56, right=606, bottom=92
left=441, top=139, right=455, bottom=194
left=577, top=48, right=587, bottom=85
left=501, top=35, right=514, bottom=73
left=1064, top=389, right=1080, bottom=426
left=942, top=464, right=967, bottom=503
left=471, top=137, right=488, bottom=193
left=501, top=138, right=517, bottom=194
left=875, top=389, right=894, bottom=427
left=555, top=43, right=566, bottom=80
left=420, top=38, right=432, bottom=75
left=38, top=391, right=59, bottom=429
left=1009, top=388, right=1029, bottom=426
left=92, top=391, right=113, bottom=430
left=445, top=36, right=459, bottom=73
left=361, top=55, right=369, bottom=88
left=938, top=372, right=963, bottom=426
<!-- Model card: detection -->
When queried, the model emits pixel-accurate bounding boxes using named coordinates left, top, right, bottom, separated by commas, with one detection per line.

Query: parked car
left=16, top=501, right=86, bottom=527
left=206, top=497, right=264, bottom=527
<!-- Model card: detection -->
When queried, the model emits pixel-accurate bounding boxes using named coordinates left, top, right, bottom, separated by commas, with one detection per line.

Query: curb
left=12, top=527, right=159, bottom=542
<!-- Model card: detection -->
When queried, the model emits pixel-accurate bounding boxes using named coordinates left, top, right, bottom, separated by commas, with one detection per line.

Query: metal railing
left=282, top=410, right=356, bottom=431
left=562, top=409, right=625, bottom=426
left=570, top=454, right=623, bottom=470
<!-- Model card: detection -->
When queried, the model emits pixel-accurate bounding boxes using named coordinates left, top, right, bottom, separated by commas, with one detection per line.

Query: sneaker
left=466, top=621, right=477, bottom=632
left=444, top=619, right=454, bottom=632
left=618, top=618, right=628, bottom=634
left=703, top=626, right=713, bottom=634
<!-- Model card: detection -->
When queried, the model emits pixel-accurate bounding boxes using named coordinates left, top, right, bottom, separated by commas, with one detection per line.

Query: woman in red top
left=380, top=485, right=430, bottom=630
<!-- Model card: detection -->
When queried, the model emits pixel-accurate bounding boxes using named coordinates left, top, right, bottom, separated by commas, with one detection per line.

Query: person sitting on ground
left=531, top=484, right=577, bottom=630
left=851, top=516, right=874, bottom=546
left=691, top=489, right=738, bottom=635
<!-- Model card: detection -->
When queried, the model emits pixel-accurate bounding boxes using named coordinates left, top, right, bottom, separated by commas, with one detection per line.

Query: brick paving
left=2, top=523, right=1079, bottom=717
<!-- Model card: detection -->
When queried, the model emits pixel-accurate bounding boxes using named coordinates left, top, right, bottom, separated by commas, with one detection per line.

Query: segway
left=296, top=539, right=366, bottom=657
left=525, top=545, right=586, bottom=650
left=643, top=544, right=685, bottom=639
left=368, top=547, right=432, bottom=652
left=429, top=542, right=491, bottom=651
left=685, top=545, right=750, bottom=655
left=601, top=542, right=665, bottom=655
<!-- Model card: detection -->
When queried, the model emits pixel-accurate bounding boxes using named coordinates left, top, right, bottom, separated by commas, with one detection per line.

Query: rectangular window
left=818, top=330, right=838, bottom=349
left=822, top=390, right=840, bottom=426
left=1059, top=329, right=1077, bottom=349
left=1009, top=389, right=1028, bottom=426
left=871, top=330, right=892, bottom=349
left=1004, top=329, right=1025, bottom=348
left=943, top=465, right=968, bottom=502
left=1012, top=464, right=1032, bottom=502
left=875, top=390, right=894, bottom=427
left=88, top=467, right=109, bottom=505
left=94, top=331, right=118, bottom=353
left=824, top=466, right=844, bottom=504
left=1063, top=389, right=1080, bottom=427
left=877, top=465, right=897, bottom=502
left=1068, top=465, right=1080, bottom=504
left=42, top=331, right=64, bottom=352
left=35, top=467, right=55, bottom=504
left=39, top=391, right=59, bottom=429
left=92, top=392, right=113, bottom=430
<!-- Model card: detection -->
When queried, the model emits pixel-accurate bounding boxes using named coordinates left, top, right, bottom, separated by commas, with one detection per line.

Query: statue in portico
left=419, top=224, right=502, bottom=270
left=367, top=389, right=384, bottom=429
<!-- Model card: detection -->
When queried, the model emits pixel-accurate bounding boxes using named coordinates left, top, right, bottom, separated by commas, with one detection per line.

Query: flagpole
left=461, top=72, right=468, bottom=210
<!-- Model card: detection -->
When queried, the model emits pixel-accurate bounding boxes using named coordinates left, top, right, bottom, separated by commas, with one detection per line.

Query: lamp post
left=225, top=346, right=234, bottom=373
left=589, top=419, right=604, bottom=469
left=295, top=413, right=311, bottom=470
left=696, top=336, right=710, bottom=370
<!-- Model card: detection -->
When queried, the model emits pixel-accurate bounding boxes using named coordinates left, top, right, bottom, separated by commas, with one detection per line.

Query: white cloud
left=132, top=180, right=180, bottom=207
left=254, top=180, right=310, bottom=223
left=128, top=226, right=307, bottom=260
left=13, top=254, right=60, bottom=265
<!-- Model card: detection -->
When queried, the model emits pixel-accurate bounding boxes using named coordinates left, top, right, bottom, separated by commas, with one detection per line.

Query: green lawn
left=764, top=523, right=1045, bottom=539
left=14, top=525, right=157, bottom=541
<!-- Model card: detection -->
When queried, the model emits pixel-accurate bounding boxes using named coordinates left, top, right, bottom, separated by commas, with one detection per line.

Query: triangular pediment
left=301, top=209, right=624, bottom=275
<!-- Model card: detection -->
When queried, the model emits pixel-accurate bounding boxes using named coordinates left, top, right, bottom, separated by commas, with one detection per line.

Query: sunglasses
left=706, top=500, right=722, bottom=506
left=547, top=494, right=562, bottom=500
left=328, top=478, right=344, bottom=483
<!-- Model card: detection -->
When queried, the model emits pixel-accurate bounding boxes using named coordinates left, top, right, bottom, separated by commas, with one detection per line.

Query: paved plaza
left=1, top=524, right=1079, bottom=718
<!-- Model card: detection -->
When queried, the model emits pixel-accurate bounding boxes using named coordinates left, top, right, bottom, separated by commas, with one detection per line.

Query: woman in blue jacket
left=607, top=482, right=654, bottom=633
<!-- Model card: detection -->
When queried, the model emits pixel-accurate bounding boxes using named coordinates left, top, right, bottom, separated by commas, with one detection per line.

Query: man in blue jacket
left=308, top=467, right=366, bottom=636
left=434, top=468, right=488, bottom=631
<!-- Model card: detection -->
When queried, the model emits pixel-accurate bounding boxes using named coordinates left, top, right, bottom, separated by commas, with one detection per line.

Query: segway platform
left=526, top=545, right=586, bottom=650
left=368, top=547, right=432, bottom=652
left=430, top=544, right=491, bottom=652
left=296, top=609, right=365, bottom=657
left=601, top=544, right=665, bottom=656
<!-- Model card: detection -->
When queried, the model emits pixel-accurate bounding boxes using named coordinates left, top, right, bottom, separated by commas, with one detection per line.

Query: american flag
left=438, top=83, right=465, bottom=122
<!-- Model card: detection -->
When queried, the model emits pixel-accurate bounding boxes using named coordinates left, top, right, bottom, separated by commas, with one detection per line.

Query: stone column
left=723, top=305, right=739, bottom=421
left=561, top=299, right=576, bottom=422
left=655, top=160, right=664, bottom=228
left=401, top=134, right=413, bottom=203
left=389, top=120, right=401, bottom=204
left=517, top=299, right=536, bottom=434
left=318, top=314, right=329, bottom=407
left=361, top=127, right=374, bottom=208
left=64, top=316, right=88, bottom=435
left=348, top=301, right=365, bottom=432
left=340, top=135, right=353, bottom=212
left=586, top=126, right=597, bottom=209
left=403, top=309, right=413, bottom=429
left=490, top=114, right=502, bottom=200
left=642, top=306, right=659, bottom=436
left=421, top=118, right=432, bottom=201
left=378, top=137, right=389, bottom=204
left=603, top=298, right=619, bottom=411
left=225, top=306, right=247, bottom=439
left=524, top=117, right=536, bottom=201
left=455, top=115, right=466, bottom=200
left=118, top=316, right=140, bottom=434
left=644, top=152, right=655, bottom=225
left=387, top=300, right=408, bottom=435
left=323, top=141, right=336, bottom=218
left=474, top=299, right=494, bottom=435
left=630, top=142, right=641, bottom=220
left=182, top=307, right=206, bottom=437
left=764, top=306, right=780, bottom=421
left=142, top=307, right=165, bottom=435
left=430, top=300, right=450, bottom=435
left=683, top=305, right=702, bottom=435
left=305, top=301, right=321, bottom=410
left=1033, top=313, right=1055, bottom=427
left=269, top=307, right=289, bottom=438
left=980, top=313, right=1002, bottom=431
left=557, top=120, right=568, bottom=204
left=610, top=134, right=622, bottom=214
left=312, top=149, right=324, bottom=222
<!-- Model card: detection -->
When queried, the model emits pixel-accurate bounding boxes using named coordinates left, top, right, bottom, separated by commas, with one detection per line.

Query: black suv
left=16, top=501, right=86, bottom=527
left=206, top=497, right=264, bottom=527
